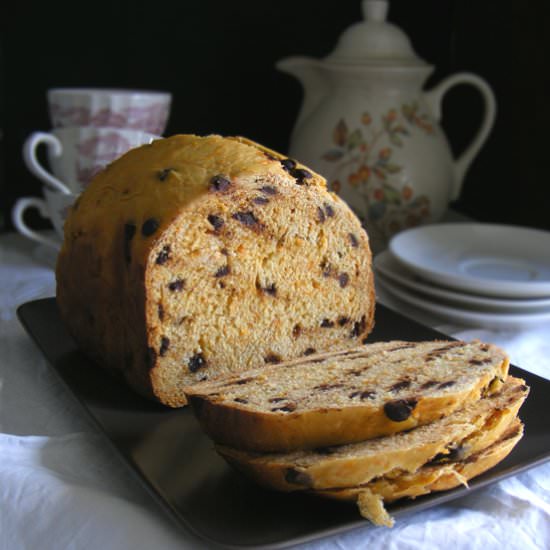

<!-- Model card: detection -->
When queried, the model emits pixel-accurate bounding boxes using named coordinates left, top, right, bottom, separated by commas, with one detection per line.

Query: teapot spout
left=277, top=56, right=327, bottom=129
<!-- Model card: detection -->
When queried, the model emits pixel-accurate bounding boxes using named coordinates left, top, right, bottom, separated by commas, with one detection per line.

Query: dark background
left=1, top=0, right=549, bottom=233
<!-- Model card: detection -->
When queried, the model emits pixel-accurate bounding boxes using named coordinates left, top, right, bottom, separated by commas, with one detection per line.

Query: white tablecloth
left=1, top=232, right=549, bottom=550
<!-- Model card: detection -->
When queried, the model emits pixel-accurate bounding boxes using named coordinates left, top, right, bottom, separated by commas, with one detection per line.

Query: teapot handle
left=424, top=72, right=496, bottom=200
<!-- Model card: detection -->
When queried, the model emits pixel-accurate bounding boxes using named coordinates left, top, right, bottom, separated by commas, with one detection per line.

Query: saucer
left=376, top=276, right=550, bottom=330
left=389, top=223, right=550, bottom=299
left=374, top=251, right=550, bottom=313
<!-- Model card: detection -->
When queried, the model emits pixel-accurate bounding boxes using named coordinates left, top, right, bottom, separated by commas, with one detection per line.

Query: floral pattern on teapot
left=322, top=103, right=436, bottom=244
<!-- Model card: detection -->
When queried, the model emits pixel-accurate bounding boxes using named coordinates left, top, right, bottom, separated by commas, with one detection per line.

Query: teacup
left=23, top=126, right=159, bottom=195
left=48, top=88, right=172, bottom=135
left=12, top=187, right=77, bottom=250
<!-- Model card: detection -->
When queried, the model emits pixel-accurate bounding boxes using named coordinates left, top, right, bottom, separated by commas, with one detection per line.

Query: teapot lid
left=326, top=0, right=428, bottom=67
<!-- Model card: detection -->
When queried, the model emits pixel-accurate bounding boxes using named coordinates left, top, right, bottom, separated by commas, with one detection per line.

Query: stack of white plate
left=374, top=223, right=550, bottom=329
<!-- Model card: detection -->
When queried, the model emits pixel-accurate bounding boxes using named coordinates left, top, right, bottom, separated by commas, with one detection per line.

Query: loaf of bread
left=316, top=420, right=524, bottom=527
left=216, top=376, right=527, bottom=491
left=56, top=134, right=375, bottom=407
left=185, top=340, right=510, bottom=451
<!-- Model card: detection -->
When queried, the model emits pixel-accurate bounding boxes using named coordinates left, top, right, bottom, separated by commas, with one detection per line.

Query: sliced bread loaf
left=56, top=134, right=375, bottom=407
left=185, top=340, right=510, bottom=451
left=315, top=419, right=524, bottom=527
left=217, top=376, right=528, bottom=491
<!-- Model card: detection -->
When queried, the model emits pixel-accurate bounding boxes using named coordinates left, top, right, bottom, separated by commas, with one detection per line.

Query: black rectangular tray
left=17, top=298, right=550, bottom=548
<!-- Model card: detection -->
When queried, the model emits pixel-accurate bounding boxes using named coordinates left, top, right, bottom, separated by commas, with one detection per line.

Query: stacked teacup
left=13, top=88, right=171, bottom=250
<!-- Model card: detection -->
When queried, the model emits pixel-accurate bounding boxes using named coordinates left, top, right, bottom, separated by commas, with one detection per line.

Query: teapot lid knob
left=362, top=0, right=389, bottom=23
left=326, top=0, right=428, bottom=67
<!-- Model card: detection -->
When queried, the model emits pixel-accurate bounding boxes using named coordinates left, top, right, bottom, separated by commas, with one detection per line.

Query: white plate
left=376, top=276, right=550, bottom=330
left=374, top=250, right=550, bottom=313
left=389, top=223, right=550, bottom=298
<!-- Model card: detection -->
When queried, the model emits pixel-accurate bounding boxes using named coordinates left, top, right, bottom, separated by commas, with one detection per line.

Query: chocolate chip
left=259, top=185, right=278, bottom=195
left=469, top=358, right=491, bottom=365
left=338, top=316, right=350, bottom=326
left=338, top=273, right=350, bottom=288
left=284, top=468, right=312, bottom=487
left=303, top=348, right=316, bottom=356
left=389, top=344, right=416, bottom=351
left=264, top=353, right=282, bottom=364
left=291, top=168, right=313, bottom=184
left=347, top=369, right=364, bottom=377
left=207, top=214, right=224, bottom=231
left=123, top=223, right=136, bottom=263
left=157, top=168, right=174, bottom=181
left=142, top=218, right=159, bottom=237
left=349, top=390, right=375, bottom=400
left=313, top=383, right=344, bottom=391
left=159, top=336, right=170, bottom=357
left=209, top=174, right=231, bottom=192
left=361, top=390, right=376, bottom=400
left=438, top=380, right=456, bottom=389
left=317, top=207, right=326, bottom=223
left=158, top=303, right=164, bottom=321
left=350, top=316, right=367, bottom=337
left=168, top=278, right=185, bottom=292
left=233, top=397, right=248, bottom=404
left=146, top=347, right=157, bottom=369
left=431, top=342, right=465, bottom=354
left=272, top=403, right=297, bottom=413
left=324, top=203, right=335, bottom=217
left=235, top=377, right=255, bottom=385
left=188, top=353, right=206, bottom=373
left=321, top=319, right=334, bottom=328
left=156, top=245, right=171, bottom=265
left=384, top=398, right=417, bottom=422
left=258, top=282, right=277, bottom=296
left=215, top=265, right=230, bottom=278
left=253, top=196, right=270, bottom=205
left=232, top=211, right=259, bottom=227
left=280, top=158, right=296, bottom=172
left=389, top=380, right=411, bottom=392
left=349, top=233, right=359, bottom=247
left=420, top=380, right=439, bottom=389
left=293, top=324, right=302, bottom=337
left=321, top=261, right=333, bottom=277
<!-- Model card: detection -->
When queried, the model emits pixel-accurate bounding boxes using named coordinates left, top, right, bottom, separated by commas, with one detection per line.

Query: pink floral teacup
left=48, top=88, right=172, bottom=135
left=23, top=127, right=159, bottom=194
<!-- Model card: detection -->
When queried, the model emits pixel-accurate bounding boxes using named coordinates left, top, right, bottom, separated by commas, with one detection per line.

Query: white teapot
left=277, top=0, right=496, bottom=253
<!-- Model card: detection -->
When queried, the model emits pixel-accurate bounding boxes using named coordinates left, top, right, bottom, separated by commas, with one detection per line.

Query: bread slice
left=315, top=419, right=524, bottom=527
left=56, top=134, right=375, bottom=407
left=217, top=376, right=528, bottom=491
left=185, top=340, right=510, bottom=451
